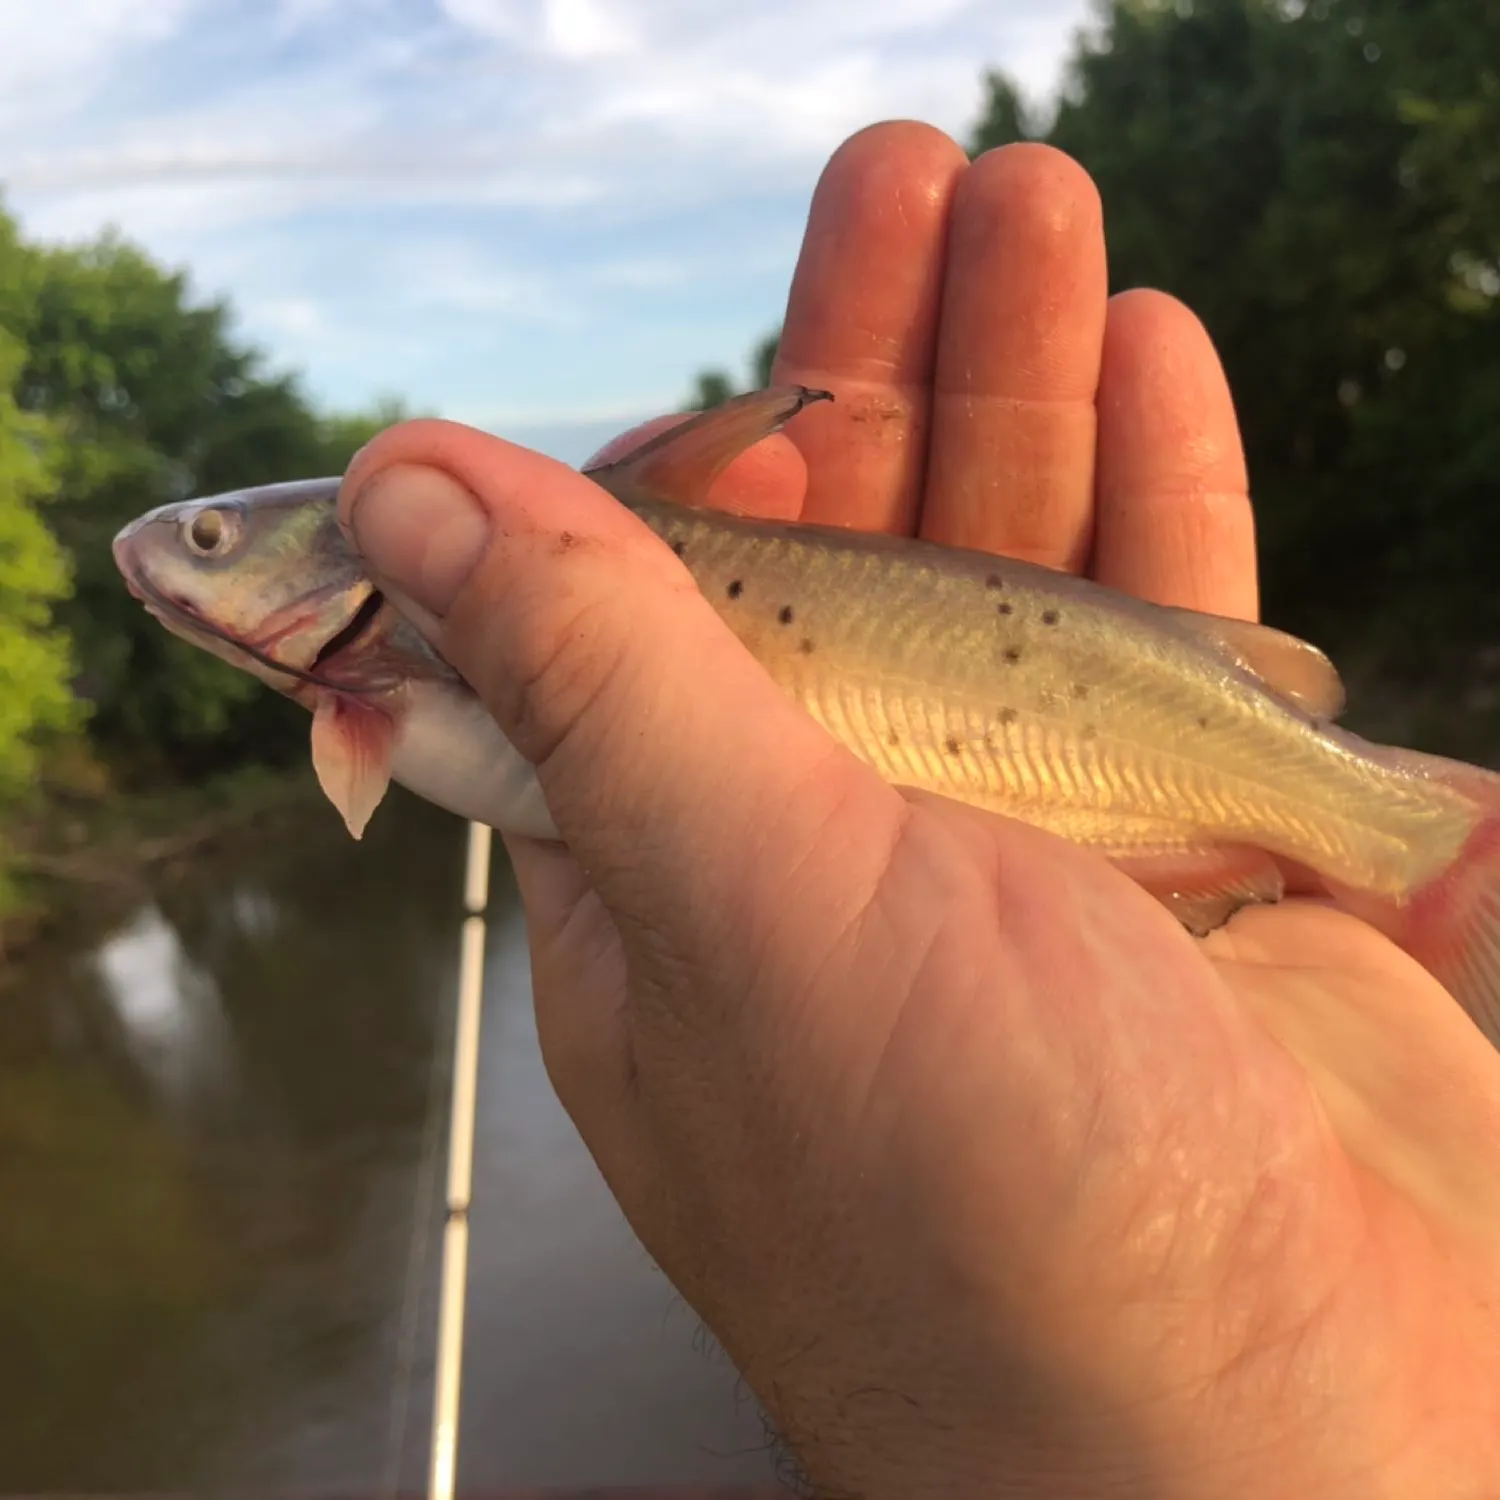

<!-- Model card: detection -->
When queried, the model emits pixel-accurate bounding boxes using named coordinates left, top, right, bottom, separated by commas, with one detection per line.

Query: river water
left=0, top=788, right=779, bottom=1494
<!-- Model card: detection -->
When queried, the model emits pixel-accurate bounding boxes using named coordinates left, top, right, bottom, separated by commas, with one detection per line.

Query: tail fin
left=1334, top=751, right=1500, bottom=1049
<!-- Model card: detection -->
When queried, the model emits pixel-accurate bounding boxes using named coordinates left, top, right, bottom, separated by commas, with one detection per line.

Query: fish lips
left=111, top=513, right=157, bottom=604
left=112, top=508, right=381, bottom=696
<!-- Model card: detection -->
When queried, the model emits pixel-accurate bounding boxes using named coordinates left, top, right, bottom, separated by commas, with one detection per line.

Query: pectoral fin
left=1163, top=608, right=1346, bottom=722
left=311, top=693, right=395, bottom=840
left=583, top=385, right=831, bottom=506
left=1110, top=843, right=1286, bottom=937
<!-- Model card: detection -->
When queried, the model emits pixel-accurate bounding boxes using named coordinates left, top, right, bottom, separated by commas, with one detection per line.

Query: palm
left=731, top=124, right=1500, bottom=1457
left=500, top=126, right=1500, bottom=1492
left=842, top=778, right=1500, bottom=1482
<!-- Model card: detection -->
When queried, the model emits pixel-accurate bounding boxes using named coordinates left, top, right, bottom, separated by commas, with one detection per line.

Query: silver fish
left=113, top=388, right=1500, bottom=1046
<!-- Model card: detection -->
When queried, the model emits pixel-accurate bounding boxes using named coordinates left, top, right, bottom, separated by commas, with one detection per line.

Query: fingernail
left=345, top=464, right=489, bottom=617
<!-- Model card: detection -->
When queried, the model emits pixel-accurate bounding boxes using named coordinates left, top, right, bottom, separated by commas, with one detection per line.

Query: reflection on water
left=95, top=905, right=240, bottom=1111
left=0, top=788, right=774, bottom=1493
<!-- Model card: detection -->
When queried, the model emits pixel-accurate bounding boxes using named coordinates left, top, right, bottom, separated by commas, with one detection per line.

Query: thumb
left=338, top=418, right=904, bottom=965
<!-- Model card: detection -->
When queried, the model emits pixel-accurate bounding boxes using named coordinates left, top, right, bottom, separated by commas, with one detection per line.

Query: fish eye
left=181, top=507, right=239, bottom=558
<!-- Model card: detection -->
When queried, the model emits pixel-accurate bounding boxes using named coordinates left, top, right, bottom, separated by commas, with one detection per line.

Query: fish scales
left=627, top=496, right=1472, bottom=895
left=109, top=385, right=1500, bottom=1047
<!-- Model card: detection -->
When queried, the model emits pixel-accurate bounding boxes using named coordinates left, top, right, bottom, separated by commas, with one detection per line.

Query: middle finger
left=922, top=144, right=1108, bottom=572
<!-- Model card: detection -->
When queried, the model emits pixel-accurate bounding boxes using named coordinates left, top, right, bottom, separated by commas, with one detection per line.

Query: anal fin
left=311, top=693, right=396, bottom=840
left=1110, top=843, right=1286, bottom=937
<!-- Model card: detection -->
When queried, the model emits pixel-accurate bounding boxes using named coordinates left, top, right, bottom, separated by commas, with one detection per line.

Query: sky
left=1, top=0, right=1094, bottom=461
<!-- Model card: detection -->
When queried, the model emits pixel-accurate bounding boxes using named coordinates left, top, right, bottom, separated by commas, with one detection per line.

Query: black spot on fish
left=798, top=637, right=815, bottom=654
left=778, top=605, right=795, bottom=625
left=997, top=707, right=1018, bottom=725
left=727, top=579, right=743, bottom=599
left=1071, top=683, right=1089, bottom=700
left=944, top=736, right=962, bottom=756
left=887, top=728, right=900, bottom=748
left=670, top=538, right=687, bottom=558
left=997, top=602, right=1014, bottom=617
left=985, top=572, right=1004, bottom=590
left=1197, top=715, right=1211, bottom=730
left=1081, top=724, right=1099, bottom=741
left=1041, top=609, right=1060, bottom=626
left=1003, top=645, right=1023, bottom=663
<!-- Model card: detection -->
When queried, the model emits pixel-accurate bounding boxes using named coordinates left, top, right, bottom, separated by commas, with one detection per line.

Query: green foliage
left=0, top=207, right=78, bottom=865
left=975, top=0, right=1500, bottom=750
left=0, top=328, right=76, bottom=800
left=0, top=223, right=407, bottom=777
left=972, top=70, right=1038, bottom=153
left=685, top=367, right=737, bottom=411
left=685, top=327, right=783, bottom=408
left=751, top=328, right=781, bottom=388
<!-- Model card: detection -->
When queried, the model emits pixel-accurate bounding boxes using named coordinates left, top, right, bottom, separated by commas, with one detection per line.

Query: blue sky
left=2, top=0, right=1093, bottom=461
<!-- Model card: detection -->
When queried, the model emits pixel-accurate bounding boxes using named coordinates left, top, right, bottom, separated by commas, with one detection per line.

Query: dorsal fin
left=1163, top=607, right=1346, bottom=721
left=582, top=385, right=831, bottom=506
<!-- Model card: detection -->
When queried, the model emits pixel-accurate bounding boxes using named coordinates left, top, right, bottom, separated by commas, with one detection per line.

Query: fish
left=112, top=386, right=1500, bottom=1047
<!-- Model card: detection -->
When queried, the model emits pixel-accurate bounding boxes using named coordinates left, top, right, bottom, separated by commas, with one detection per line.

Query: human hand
left=339, top=124, right=1500, bottom=1497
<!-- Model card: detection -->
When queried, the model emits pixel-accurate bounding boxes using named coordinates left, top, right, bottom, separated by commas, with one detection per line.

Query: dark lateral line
left=312, top=589, right=385, bottom=671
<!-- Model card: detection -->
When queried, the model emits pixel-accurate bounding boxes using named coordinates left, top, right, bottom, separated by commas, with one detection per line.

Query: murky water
left=0, top=789, right=778, bottom=1494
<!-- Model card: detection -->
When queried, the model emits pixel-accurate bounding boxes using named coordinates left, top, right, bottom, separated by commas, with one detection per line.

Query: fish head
left=112, top=477, right=431, bottom=699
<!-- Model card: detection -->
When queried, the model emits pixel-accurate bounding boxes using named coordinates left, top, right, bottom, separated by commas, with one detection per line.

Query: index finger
left=772, top=121, right=968, bottom=534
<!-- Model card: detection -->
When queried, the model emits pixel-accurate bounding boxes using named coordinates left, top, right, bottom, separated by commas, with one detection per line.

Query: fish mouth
left=309, top=587, right=386, bottom=674
left=118, top=554, right=383, bottom=696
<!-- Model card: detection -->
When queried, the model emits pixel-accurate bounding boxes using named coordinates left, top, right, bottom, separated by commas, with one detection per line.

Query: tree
left=971, top=70, right=1037, bottom=154
left=0, top=213, right=77, bottom=904
left=751, top=327, right=781, bottom=388
left=0, top=330, right=76, bottom=800
left=975, top=0, right=1500, bottom=752
left=685, top=368, right=737, bottom=411
left=685, top=327, right=783, bottom=409
left=4, top=231, right=407, bottom=776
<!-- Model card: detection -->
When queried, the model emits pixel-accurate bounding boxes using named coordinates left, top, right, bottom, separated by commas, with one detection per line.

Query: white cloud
left=0, top=0, right=200, bottom=127
left=437, top=0, right=640, bottom=57
left=256, top=296, right=331, bottom=338
left=1, top=0, right=1092, bottom=422
left=394, top=240, right=573, bottom=321
left=543, top=0, right=639, bottom=59
left=8, top=0, right=1082, bottom=214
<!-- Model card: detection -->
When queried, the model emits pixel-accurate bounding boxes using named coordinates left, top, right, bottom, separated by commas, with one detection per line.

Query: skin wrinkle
left=848, top=907, right=992, bottom=1188
left=467, top=578, right=627, bottom=769
left=329, top=126, right=1500, bottom=1498
left=937, top=148, right=1106, bottom=400
left=776, top=122, right=964, bottom=534
left=835, top=852, right=963, bottom=1149
left=1094, top=289, right=1257, bottom=617
left=781, top=126, right=959, bottom=385
left=533, top=891, right=640, bottom=1111
left=686, top=762, right=881, bottom=1081
left=746, top=757, right=904, bottom=1010
left=1195, top=1156, right=1360, bottom=1395
left=923, top=146, right=1106, bottom=566
left=1194, top=1269, right=1365, bottom=1486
